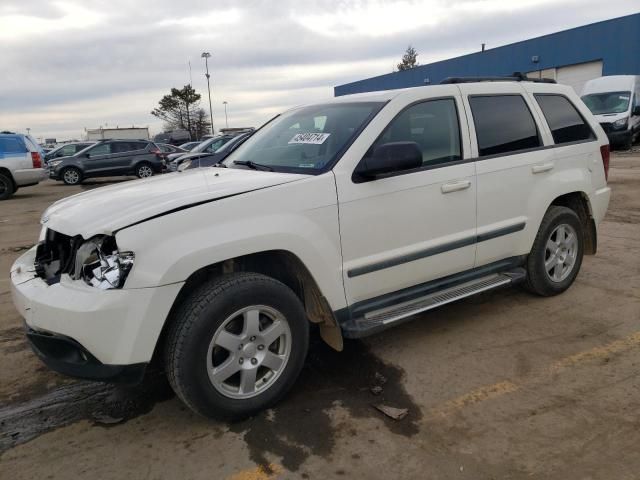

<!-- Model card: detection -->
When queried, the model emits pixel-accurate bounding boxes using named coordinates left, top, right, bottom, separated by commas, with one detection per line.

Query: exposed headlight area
left=35, top=230, right=134, bottom=289
left=73, top=236, right=134, bottom=289
left=48, top=160, right=63, bottom=167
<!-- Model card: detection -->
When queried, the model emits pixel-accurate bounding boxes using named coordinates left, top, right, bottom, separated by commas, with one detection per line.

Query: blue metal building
left=335, top=13, right=640, bottom=96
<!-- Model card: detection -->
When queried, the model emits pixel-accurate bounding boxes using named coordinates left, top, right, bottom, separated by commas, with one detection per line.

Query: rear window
left=469, top=95, right=541, bottom=157
left=0, top=137, right=26, bottom=154
left=535, top=94, right=595, bottom=145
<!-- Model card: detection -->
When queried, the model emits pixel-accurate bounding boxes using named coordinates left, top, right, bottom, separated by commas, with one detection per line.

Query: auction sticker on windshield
left=288, top=133, right=330, bottom=144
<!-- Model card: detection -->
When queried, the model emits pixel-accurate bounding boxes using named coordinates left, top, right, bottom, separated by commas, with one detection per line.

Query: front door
left=83, top=142, right=114, bottom=176
left=335, top=94, right=477, bottom=306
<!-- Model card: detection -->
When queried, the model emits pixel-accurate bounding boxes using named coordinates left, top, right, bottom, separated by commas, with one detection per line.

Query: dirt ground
left=1, top=156, right=639, bottom=480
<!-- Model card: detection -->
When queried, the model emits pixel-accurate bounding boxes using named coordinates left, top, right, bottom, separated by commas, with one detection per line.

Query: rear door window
left=0, top=137, right=26, bottom=154
left=535, top=94, right=594, bottom=144
left=469, top=95, right=541, bottom=156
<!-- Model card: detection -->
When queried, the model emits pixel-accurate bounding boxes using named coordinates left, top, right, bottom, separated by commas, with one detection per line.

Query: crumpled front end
left=10, top=243, right=183, bottom=373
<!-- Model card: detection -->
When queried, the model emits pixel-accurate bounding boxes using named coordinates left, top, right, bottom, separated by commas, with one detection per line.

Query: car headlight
left=612, top=118, right=628, bottom=130
left=72, top=236, right=134, bottom=289
left=49, top=160, right=62, bottom=167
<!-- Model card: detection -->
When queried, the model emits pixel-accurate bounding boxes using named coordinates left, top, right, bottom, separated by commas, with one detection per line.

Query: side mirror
left=356, top=142, right=422, bottom=180
left=633, top=105, right=640, bottom=116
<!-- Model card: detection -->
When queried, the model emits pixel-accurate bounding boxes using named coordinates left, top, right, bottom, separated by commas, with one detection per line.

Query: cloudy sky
left=1, top=0, right=638, bottom=141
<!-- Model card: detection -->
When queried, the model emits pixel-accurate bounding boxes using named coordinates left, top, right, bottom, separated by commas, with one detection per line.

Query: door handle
left=532, top=162, right=554, bottom=174
left=441, top=180, right=471, bottom=194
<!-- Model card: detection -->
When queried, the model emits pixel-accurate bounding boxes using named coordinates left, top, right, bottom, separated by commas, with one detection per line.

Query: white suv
left=11, top=78, right=611, bottom=419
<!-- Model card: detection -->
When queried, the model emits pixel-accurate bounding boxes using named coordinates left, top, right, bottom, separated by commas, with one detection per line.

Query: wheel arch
left=152, top=249, right=343, bottom=366
left=549, top=191, right=597, bottom=255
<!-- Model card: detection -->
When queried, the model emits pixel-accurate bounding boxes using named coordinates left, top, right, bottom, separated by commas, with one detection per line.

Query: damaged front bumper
left=26, top=326, right=147, bottom=383
left=10, top=246, right=184, bottom=375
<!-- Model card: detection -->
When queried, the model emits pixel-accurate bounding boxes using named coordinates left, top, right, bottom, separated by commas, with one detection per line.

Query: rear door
left=123, top=141, right=151, bottom=171
left=460, top=83, right=554, bottom=267
left=107, top=141, right=138, bottom=173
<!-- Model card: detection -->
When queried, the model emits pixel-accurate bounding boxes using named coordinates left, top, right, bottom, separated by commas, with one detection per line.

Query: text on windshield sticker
left=288, top=133, right=330, bottom=145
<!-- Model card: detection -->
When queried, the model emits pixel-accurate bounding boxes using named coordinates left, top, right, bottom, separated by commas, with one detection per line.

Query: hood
left=46, top=154, right=75, bottom=164
left=175, top=151, right=213, bottom=162
left=42, top=168, right=308, bottom=238
left=592, top=111, right=629, bottom=124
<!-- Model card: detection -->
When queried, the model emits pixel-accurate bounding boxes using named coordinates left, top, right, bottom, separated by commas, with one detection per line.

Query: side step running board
left=342, top=269, right=525, bottom=338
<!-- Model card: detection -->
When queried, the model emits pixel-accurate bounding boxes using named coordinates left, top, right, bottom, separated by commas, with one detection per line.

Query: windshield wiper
left=233, top=160, right=274, bottom=171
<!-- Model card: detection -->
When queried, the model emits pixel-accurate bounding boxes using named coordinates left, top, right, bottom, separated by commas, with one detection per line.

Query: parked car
left=165, top=141, right=205, bottom=164
left=48, top=139, right=164, bottom=185
left=153, top=129, right=191, bottom=146
left=178, top=141, right=201, bottom=151
left=0, top=132, right=46, bottom=200
left=155, top=143, right=187, bottom=163
left=581, top=75, right=640, bottom=149
left=11, top=77, right=610, bottom=420
left=180, top=133, right=251, bottom=170
left=168, top=135, right=236, bottom=172
left=44, top=142, right=95, bottom=163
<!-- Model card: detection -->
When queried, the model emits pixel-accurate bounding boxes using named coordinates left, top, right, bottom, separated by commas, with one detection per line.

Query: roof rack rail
left=440, top=72, right=557, bottom=84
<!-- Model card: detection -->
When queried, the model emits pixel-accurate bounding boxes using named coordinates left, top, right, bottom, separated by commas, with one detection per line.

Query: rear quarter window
left=535, top=94, right=595, bottom=144
left=469, top=95, right=541, bottom=157
left=0, top=137, right=26, bottom=154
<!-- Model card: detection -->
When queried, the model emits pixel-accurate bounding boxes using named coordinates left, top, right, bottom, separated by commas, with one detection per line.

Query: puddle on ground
left=1, top=334, right=420, bottom=470
left=230, top=335, right=421, bottom=471
left=0, top=371, right=173, bottom=454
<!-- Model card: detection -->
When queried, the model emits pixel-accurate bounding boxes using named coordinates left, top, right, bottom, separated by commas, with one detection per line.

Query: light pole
left=223, top=101, right=229, bottom=129
left=201, top=52, right=214, bottom=135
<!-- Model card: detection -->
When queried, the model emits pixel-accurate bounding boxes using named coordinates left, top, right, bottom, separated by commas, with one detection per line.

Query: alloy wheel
left=63, top=169, right=80, bottom=184
left=206, top=305, right=292, bottom=399
left=138, top=165, right=153, bottom=178
left=544, top=223, right=578, bottom=282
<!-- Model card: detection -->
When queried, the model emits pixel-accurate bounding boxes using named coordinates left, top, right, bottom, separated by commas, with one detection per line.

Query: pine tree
left=397, top=45, right=419, bottom=71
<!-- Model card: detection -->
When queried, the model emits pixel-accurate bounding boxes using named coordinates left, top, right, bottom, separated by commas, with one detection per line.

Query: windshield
left=223, top=102, right=384, bottom=173
left=581, top=91, right=631, bottom=115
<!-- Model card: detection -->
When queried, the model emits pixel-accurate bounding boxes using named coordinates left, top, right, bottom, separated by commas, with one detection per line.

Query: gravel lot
left=1, top=156, right=639, bottom=479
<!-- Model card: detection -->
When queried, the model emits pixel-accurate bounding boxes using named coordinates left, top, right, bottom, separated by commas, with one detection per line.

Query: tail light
left=149, top=147, right=161, bottom=154
left=31, top=151, right=42, bottom=168
left=599, top=144, right=610, bottom=181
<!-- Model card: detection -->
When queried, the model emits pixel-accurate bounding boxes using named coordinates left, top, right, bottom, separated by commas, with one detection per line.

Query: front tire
left=61, top=167, right=82, bottom=185
left=525, top=206, right=584, bottom=296
left=164, top=273, right=309, bottom=420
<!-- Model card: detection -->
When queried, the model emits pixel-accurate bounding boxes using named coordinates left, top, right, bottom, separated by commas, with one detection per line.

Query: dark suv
left=49, top=139, right=164, bottom=185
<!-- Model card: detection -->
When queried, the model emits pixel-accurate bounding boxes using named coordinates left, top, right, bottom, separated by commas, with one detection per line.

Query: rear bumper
left=26, top=326, right=147, bottom=383
left=13, top=168, right=46, bottom=186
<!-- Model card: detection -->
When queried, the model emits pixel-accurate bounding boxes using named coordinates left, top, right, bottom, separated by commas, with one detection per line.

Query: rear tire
left=61, top=167, right=82, bottom=185
left=525, top=206, right=584, bottom=296
left=164, top=272, right=309, bottom=420
left=136, top=162, right=154, bottom=179
left=0, top=172, right=15, bottom=200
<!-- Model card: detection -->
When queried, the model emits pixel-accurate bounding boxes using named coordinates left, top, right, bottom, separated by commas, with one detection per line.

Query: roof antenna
left=481, top=43, right=485, bottom=52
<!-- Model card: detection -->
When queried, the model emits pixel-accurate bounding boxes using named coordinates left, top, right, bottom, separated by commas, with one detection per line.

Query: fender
left=115, top=173, right=347, bottom=312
